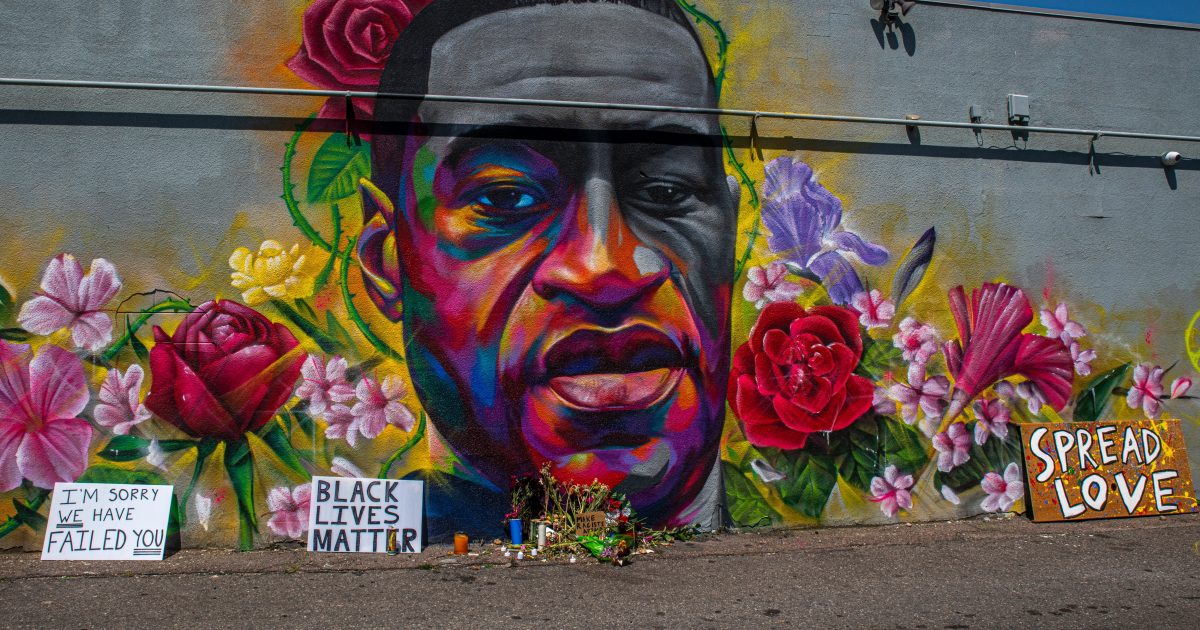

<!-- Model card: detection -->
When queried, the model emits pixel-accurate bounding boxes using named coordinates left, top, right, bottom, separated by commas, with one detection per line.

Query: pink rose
left=287, top=0, right=431, bottom=121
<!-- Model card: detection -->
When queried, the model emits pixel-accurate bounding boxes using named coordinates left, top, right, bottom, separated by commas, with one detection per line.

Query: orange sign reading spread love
left=1020, top=418, right=1197, bottom=522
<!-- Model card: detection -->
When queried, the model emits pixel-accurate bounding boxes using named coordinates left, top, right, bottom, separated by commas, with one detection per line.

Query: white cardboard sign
left=41, top=483, right=174, bottom=561
left=307, top=476, right=423, bottom=553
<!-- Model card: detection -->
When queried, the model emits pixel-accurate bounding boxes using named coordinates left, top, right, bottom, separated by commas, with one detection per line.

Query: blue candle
left=509, top=518, right=523, bottom=545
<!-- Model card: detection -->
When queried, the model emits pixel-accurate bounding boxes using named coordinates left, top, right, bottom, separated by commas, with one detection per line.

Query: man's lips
left=539, top=325, right=690, bottom=411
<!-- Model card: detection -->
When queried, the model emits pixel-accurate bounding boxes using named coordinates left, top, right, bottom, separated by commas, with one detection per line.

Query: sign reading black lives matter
left=307, top=477, right=423, bottom=553
left=41, top=483, right=175, bottom=560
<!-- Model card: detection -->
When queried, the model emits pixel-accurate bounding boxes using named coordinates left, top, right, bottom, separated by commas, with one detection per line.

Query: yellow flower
left=229, top=240, right=321, bottom=305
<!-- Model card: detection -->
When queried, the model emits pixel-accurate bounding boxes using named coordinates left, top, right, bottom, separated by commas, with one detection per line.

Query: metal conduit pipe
left=3, top=76, right=1200, bottom=145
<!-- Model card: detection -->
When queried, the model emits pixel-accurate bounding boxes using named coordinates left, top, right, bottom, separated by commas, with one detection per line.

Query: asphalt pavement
left=1, top=513, right=1198, bottom=629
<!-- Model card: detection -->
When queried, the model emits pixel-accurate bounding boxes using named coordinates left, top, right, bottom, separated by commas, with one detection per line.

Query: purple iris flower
left=760, top=157, right=889, bottom=304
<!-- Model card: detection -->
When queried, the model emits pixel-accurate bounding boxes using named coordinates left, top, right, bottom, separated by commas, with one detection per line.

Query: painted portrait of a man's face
left=360, top=0, right=737, bottom=525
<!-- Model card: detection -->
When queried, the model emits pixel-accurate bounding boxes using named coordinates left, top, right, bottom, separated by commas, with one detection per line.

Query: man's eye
left=474, top=187, right=544, bottom=213
left=632, top=182, right=695, bottom=209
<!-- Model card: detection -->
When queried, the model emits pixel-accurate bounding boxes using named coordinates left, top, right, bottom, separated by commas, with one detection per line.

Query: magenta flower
left=1039, top=302, right=1086, bottom=345
left=94, top=365, right=151, bottom=435
left=0, top=341, right=92, bottom=491
left=296, top=355, right=356, bottom=417
left=266, top=483, right=312, bottom=538
left=972, top=397, right=1010, bottom=445
left=1069, top=342, right=1096, bottom=377
left=942, top=283, right=1074, bottom=421
left=850, top=289, right=895, bottom=329
left=887, top=363, right=949, bottom=425
left=933, top=422, right=972, bottom=472
left=760, top=157, right=889, bottom=304
left=322, top=403, right=361, bottom=446
left=1170, top=377, right=1193, bottom=399
left=981, top=463, right=1024, bottom=512
left=742, top=262, right=804, bottom=309
left=892, top=317, right=938, bottom=365
left=869, top=465, right=913, bottom=518
left=1127, top=364, right=1165, bottom=418
left=17, top=254, right=122, bottom=351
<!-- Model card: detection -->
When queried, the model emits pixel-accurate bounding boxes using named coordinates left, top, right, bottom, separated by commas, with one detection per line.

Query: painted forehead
left=422, top=4, right=715, bottom=107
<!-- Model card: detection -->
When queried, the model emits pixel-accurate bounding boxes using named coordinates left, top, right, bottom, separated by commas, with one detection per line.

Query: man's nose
left=531, top=180, right=669, bottom=311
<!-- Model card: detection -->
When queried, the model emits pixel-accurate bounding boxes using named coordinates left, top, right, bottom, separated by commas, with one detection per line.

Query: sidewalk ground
left=1, top=513, right=1198, bottom=628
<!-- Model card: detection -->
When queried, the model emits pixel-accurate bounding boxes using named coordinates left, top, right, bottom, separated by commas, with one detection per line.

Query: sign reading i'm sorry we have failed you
left=307, top=477, right=423, bottom=553
left=41, top=483, right=175, bottom=560
left=1021, top=419, right=1197, bottom=522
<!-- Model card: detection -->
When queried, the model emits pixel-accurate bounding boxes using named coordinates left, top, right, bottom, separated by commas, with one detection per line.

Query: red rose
left=729, top=302, right=873, bottom=450
left=287, top=0, right=430, bottom=122
left=146, top=300, right=306, bottom=441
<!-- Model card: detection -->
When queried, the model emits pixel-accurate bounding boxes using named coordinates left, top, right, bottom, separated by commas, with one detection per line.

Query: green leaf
left=0, top=283, right=13, bottom=323
left=0, top=327, right=31, bottom=342
left=77, top=464, right=169, bottom=485
left=775, top=450, right=838, bottom=518
left=856, top=337, right=904, bottom=381
left=12, top=498, right=47, bottom=530
left=259, top=421, right=310, bottom=479
left=326, top=311, right=357, bottom=350
left=129, top=331, right=149, bottom=362
left=722, top=462, right=776, bottom=527
left=879, top=416, right=929, bottom=474
left=294, top=298, right=319, bottom=322
left=306, top=134, right=371, bottom=203
left=98, top=436, right=196, bottom=462
left=98, top=435, right=150, bottom=461
left=1073, top=363, right=1131, bottom=422
left=223, top=439, right=258, bottom=549
left=832, top=420, right=880, bottom=493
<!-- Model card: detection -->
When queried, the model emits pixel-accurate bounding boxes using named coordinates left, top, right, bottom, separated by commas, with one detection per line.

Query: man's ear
left=357, top=177, right=404, bottom=322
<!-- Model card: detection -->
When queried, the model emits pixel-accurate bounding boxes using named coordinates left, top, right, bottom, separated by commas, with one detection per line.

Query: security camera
left=1161, top=151, right=1182, bottom=167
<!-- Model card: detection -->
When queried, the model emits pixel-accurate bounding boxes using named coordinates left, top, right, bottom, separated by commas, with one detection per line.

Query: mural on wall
left=0, top=0, right=1196, bottom=549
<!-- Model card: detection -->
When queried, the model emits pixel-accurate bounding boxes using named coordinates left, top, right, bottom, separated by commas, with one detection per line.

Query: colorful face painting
left=0, top=0, right=1196, bottom=551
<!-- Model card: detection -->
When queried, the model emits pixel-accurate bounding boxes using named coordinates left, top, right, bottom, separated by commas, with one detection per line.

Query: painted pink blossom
left=0, top=341, right=93, bottom=491
left=873, top=385, right=896, bottom=415
left=972, top=397, right=1010, bottom=445
left=1016, top=381, right=1048, bottom=414
left=942, top=283, right=1073, bottom=421
left=94, top=365, right=151, bottom=435
left=1127, top=364, right=1165, bottom=418
left=850, top=289, right=895, bottom=329
left=330, top=456, right=366, bottom=478
left=322, top=403, right=361, bottom=445
left=887, top=363, right=949, bottom=425
left=1069, top=342, right=1096, bottom=377
left=352, top=374, right=416, bottom=434
left=933, top=422, right=972, bottom=472
left=981, top=463, right=1024, bottom=512
left=1170, top=377, right=1192, bottom=399
left=17, top=254, right=122, bottom=351
left=892, top=317, right=938, bottom=365
left=296, top=355, right=356, bottom=417
left=869, top=465, right=913, bottom=518
left=1040, top=302, right=1086, bottom=344
left=266, top=483, right=312, bottom=538
left=742, top=262, right=804, bottom=309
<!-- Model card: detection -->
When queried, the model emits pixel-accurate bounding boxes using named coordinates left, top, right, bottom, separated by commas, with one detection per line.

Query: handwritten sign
left=575, top=511, right=607, bottom=535
left=307, top=477, right=423, bottom=553
left=41, top=483, right=174, bottom=560
left=1021, top=418, right=1197, bottom=522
